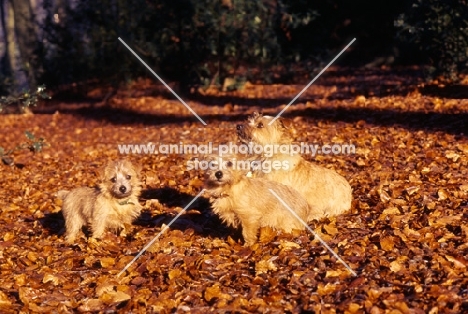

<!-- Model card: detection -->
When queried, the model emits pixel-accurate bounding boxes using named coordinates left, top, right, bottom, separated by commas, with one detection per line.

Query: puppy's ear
left=119, top=159, right=142, bottom=179
left=252, top=111, right=261, bottom=119
left=133, top=162, right=143, bottom=179
left=134, top=162, right=142, bottom=174
left=278, top=117, right=293, bottom=129
left=97, top=163, right=109, bottom=180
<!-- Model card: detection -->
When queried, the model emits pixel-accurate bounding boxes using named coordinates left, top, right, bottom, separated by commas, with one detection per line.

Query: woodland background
left=1, top=0, right=468, bottom=312
left=1, top=0, right=468, bottom=95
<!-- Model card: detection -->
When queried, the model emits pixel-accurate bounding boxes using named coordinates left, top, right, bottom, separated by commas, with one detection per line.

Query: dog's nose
left=215, top=171, right=223, bottom=180
left=119, top=186, right=127, bottom=193
left=236, top=125, right=243, bottom=131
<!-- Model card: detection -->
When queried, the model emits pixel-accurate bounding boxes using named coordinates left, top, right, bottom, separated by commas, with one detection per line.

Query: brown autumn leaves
left=0, top=68, right=467, bottom=312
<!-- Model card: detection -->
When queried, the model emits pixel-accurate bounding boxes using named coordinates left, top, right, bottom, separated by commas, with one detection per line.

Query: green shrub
left=0, top=85, right=51, bottom=114
left=0, top=131, right=46, bottom=166
left=395, top=0, right=468, bottom=82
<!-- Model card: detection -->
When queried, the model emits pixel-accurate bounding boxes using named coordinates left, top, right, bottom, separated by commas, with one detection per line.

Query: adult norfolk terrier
left=58, top=159, right=142, bottom=244
left=236, top=112, right=352, bottom=217
left=204, top=156, right=322, bottom=246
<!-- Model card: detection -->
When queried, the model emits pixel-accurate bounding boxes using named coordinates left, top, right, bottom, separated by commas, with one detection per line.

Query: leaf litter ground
left=0, top=67, right=467, bottom=313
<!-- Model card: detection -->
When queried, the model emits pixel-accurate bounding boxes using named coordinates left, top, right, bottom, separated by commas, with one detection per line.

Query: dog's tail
left=56, top=190, right=70, bottom=200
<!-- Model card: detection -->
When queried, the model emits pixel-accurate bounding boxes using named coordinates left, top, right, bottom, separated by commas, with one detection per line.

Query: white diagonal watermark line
left=269, top=38, right=356, bottom=125
left=118, top=37, right=207, bottom=126
left=117, top=189, right=206, bottom=277
left=268, top=188, right=357, bottom=277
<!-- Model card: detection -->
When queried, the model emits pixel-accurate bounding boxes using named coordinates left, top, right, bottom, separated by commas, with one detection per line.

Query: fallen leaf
left=255, top=257, right=278, bottom=275
left=78, top=299, right=103, bottom=312
left=204, top=284, right=232, bottom=302
left=380, top=236, right=395, bottom=251
left=279, top=240, right=301, bottom=250
left=100, top=257, right=115, bottom=268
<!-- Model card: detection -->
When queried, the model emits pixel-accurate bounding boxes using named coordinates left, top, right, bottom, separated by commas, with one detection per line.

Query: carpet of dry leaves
left=1, top=67, right=467, bottom=313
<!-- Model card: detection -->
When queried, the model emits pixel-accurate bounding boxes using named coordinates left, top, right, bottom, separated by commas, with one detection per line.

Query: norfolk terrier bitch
left=236, top=112, right=352, bottom=217
left=58, top=159, right=142, bottom=244
left=204, top=156, right=321, bottom=246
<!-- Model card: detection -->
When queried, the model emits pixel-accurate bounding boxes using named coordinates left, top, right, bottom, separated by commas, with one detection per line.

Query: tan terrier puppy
left=236, top=112, right=352, bottom=218
left=204, top=156, right=321, bottom=246
left=58, top=159, right=142, bottom=244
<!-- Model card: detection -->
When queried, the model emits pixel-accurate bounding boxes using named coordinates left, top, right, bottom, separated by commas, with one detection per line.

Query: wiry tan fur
left=237, top=112, right=352, bottom=218
left=204, top=156, right=321, bottom=246
left=59, top=159, right=142, bottom=244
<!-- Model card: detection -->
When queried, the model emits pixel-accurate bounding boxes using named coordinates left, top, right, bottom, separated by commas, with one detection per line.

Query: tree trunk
left=0, top=0, right=12, bottom=81
left=9, top=0, right=38, bottom=90
left=5, top=0, right=20, bottom=89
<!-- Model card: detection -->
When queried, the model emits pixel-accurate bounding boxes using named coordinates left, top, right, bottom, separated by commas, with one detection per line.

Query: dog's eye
left=126, top=175, right=131, bottom=180
left=226, top=161, right=233, bottom=167
left=111, top=177, right=117, bottom=183
left=257, top=122, right=264, bottom=128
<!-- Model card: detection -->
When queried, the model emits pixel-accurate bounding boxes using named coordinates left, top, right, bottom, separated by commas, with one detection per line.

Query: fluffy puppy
left=58, top=159, right=142, bottom=244
left=204, top=156, right=320, bottom=246
left=236, top=112, right=352, bottom=218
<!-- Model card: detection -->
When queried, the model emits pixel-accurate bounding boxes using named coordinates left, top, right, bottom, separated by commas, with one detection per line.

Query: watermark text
left=118, top=142, right=355, bottom=157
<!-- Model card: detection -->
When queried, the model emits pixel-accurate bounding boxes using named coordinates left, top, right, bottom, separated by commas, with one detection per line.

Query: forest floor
left=1, top=67, right=468, bottom=313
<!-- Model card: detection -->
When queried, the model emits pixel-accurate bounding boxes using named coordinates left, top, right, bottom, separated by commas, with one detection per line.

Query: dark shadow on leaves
left=34, top=100, right=467, bottom=136
left=291, top=107, right=467, bottom=136
left=37, top=104, right=249, bottom=126
left=188, top=93, right=318, bottom=108
left=141, top=186, right=209, bottom=210
left=420, top=84, right=468, bottom=99
left=39, top=212, right=65, bottom=236
left=138, top=187, right=240, bottom=240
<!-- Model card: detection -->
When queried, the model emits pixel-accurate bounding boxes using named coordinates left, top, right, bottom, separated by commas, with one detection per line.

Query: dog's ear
left=278, top=117, right=293, bottom=129
left=117, top=159, right=142, bottom=180
left=131, top=161, right=142, bottom=177
left=97, top=163, right=108, bottom=180
left=252, top=111, right=261, bottom=119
